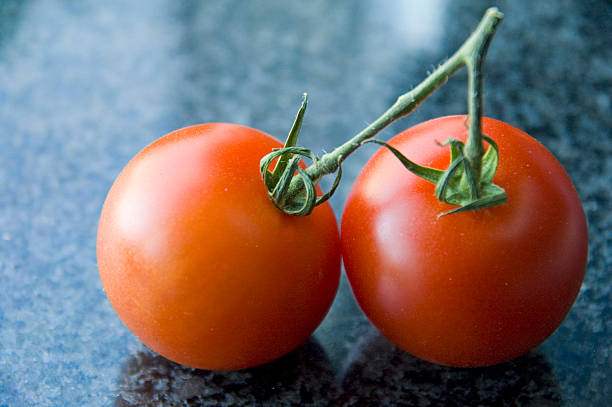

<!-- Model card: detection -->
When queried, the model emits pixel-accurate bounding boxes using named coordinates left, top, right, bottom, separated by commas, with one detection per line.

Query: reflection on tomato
left=97, top=123, right=341, bottom=370
left=341, top=116, right=588, bottom=367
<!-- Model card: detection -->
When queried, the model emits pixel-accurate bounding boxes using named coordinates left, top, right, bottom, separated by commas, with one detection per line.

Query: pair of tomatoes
left=97, top=116, right=587, bottom=370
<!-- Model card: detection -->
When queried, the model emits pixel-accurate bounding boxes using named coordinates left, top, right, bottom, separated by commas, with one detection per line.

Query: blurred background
left=0, top=0, right=610, bottom=405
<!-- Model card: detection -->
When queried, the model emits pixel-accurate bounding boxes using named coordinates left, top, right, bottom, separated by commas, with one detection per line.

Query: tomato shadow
left=338, top=329, right=561, bottom=407
left=114, top=337, right=338, bottom=406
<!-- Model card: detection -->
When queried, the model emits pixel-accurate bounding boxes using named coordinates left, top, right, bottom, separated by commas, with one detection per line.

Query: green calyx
left=363, top=134, right=507, bottom=216
left=260, top=94, right=343, bottom=216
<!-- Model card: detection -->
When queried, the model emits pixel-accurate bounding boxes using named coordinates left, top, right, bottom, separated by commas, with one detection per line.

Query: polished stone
left=0, top=0, right=610, bottom=405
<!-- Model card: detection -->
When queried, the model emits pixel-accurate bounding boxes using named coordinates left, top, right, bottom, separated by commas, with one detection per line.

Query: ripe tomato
left=341, top=116, right=588, bottom=367
left=97, top=123, right=341, bottom=370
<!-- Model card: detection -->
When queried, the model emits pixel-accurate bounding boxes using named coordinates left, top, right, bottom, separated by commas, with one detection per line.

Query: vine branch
left=261, top=7, right=505, bottom=216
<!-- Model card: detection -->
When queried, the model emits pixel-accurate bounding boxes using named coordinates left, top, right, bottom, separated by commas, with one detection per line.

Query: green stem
left=464, top=9, right=500, bottom=190
left=283, top=8, right=503, bottom=203
left=263, top=7, right=505, bottom=215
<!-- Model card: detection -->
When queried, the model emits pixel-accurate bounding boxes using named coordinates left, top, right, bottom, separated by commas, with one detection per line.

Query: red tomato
left=97, top=123, right=341, bottom=370
left=341, top=116, right=588, bottom=367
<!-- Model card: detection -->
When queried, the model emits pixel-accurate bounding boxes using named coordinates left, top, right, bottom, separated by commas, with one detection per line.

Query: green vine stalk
left=261, top=7, right=506, bottom=216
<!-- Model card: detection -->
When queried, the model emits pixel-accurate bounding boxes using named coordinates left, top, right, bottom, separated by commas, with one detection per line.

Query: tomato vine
left=261, top=7, right=506, bottom=216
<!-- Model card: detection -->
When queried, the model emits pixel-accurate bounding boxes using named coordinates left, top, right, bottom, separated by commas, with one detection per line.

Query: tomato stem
left=463, top=9, right=501, bottom=191
left=261, top=7, right=505, bottom=215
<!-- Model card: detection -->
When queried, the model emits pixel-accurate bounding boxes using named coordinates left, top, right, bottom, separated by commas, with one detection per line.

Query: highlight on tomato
left=340, top=116, right=588, bottom=367
left=97, top=122, right=341, bottom=370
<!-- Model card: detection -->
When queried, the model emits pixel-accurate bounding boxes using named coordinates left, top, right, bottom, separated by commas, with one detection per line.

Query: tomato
left=341, top=116, right=588, bottom=367
left=97, top=123, right=341, bottom=370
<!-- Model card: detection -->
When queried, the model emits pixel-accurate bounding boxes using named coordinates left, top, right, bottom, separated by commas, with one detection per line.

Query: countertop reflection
left=114, top=329, right=561, bottom=406
left=115, top=339, right=337, bottom=406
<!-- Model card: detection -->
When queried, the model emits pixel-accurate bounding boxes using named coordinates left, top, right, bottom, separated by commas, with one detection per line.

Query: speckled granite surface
left=0, top=0, right=610, bottom=406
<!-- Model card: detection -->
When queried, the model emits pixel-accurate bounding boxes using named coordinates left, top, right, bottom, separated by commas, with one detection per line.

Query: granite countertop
left=1, top=0, right=610, bottom=406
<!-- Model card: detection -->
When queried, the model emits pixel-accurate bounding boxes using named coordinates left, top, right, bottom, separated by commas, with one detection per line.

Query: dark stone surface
left=114, top=339, right=338, bottom=406
left=0, top=0, right=610, bottom=405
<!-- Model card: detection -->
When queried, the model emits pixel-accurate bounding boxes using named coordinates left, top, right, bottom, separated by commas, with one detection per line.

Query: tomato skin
left=97, top=123, right=341, bottom=370
left=341, top=116, right=588, bottom=367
